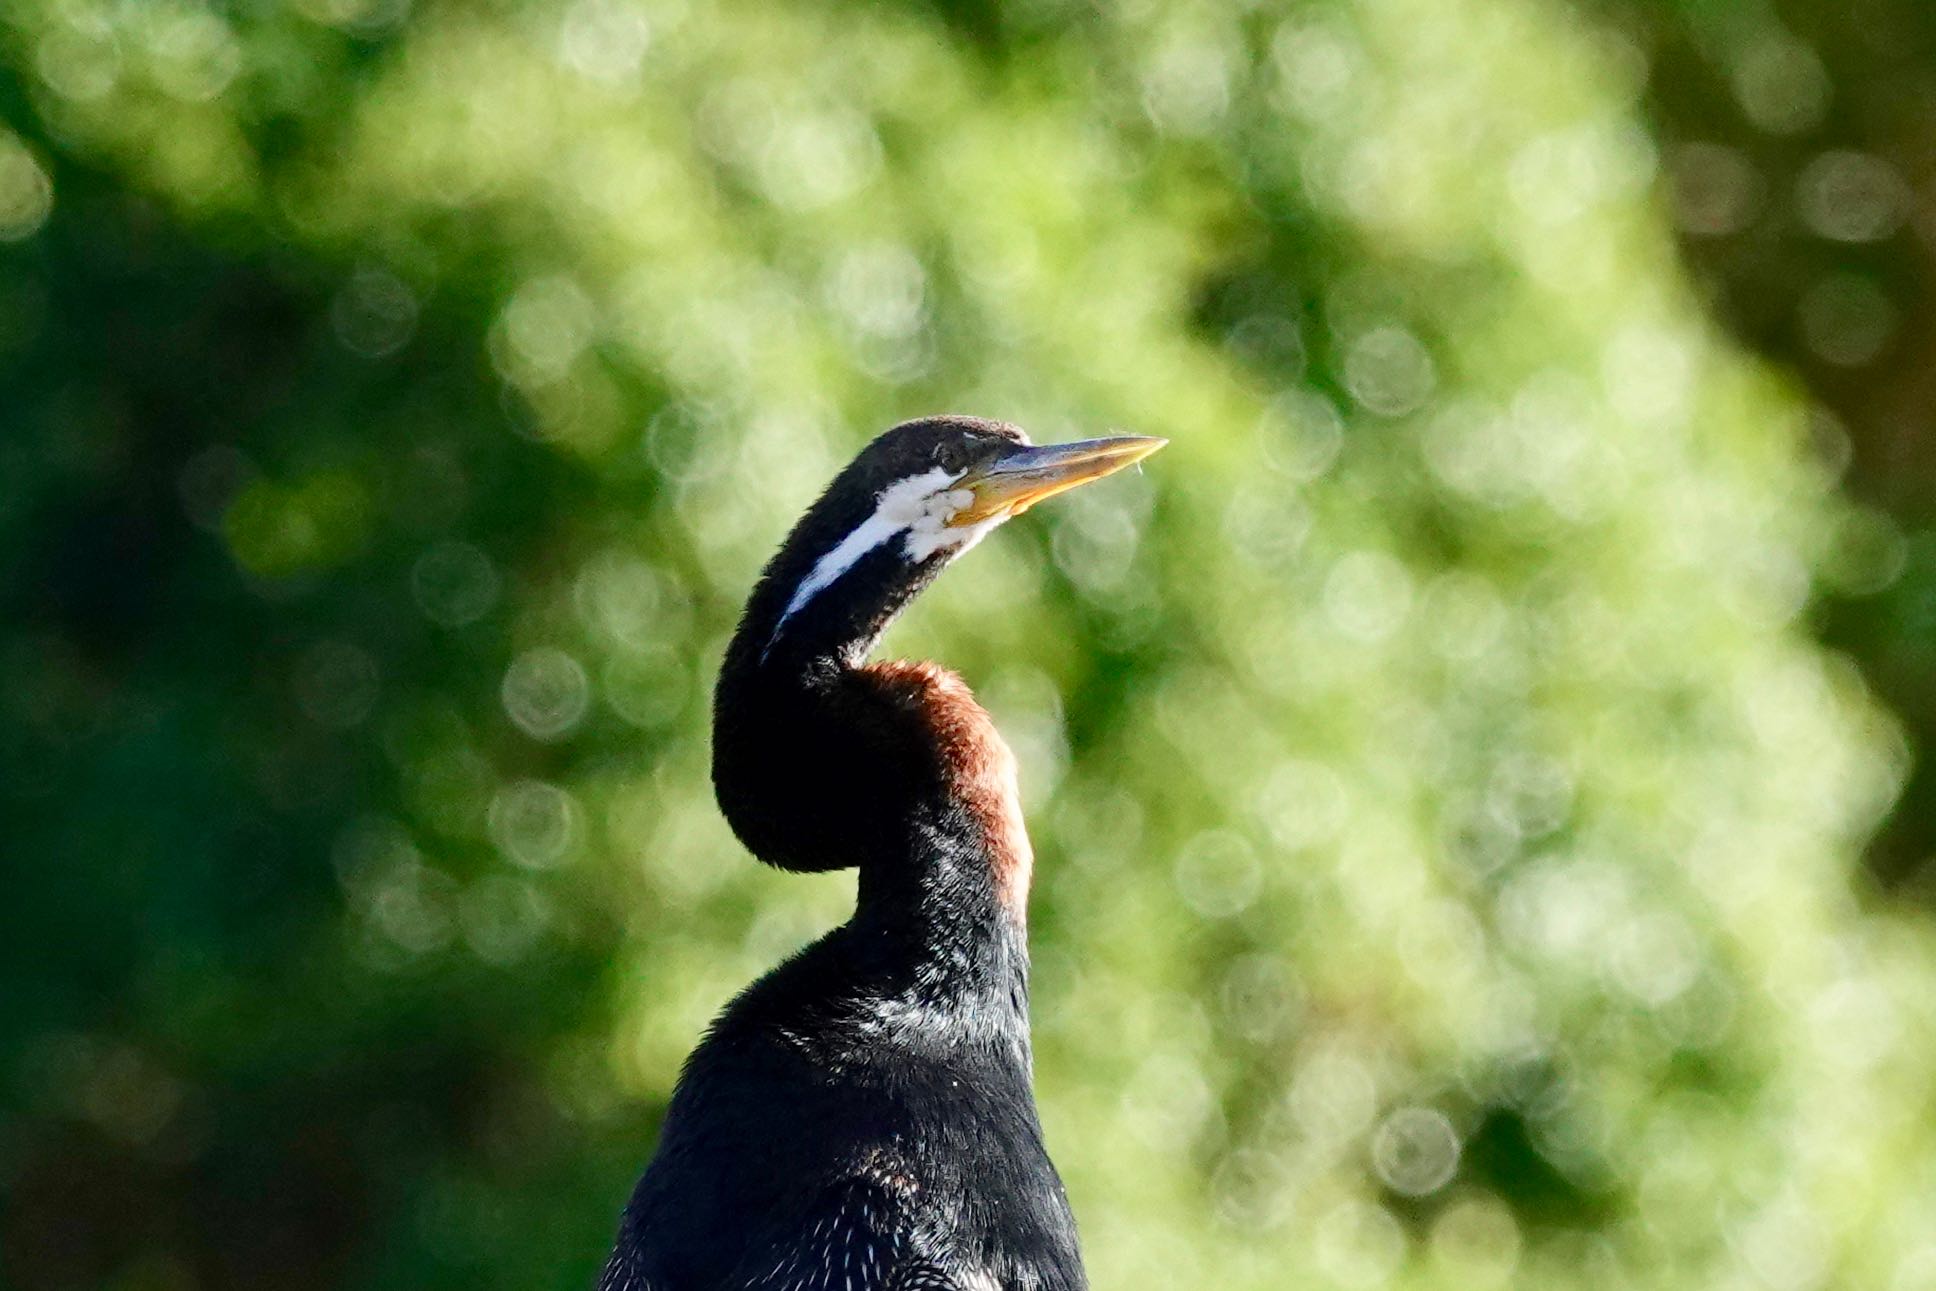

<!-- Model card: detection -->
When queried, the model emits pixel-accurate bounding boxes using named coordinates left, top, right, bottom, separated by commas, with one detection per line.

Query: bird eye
left=936, top=443, right=967, bottom=474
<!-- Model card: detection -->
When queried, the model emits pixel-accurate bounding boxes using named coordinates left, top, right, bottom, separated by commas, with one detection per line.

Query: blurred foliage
left=1592, top=0, right=1936, bottom=893
left=2, top=1, right=1934, bottom=1289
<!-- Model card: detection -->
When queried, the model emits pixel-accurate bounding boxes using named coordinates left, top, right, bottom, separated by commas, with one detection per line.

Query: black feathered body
left=600, top=912, right=1081, bottom=1291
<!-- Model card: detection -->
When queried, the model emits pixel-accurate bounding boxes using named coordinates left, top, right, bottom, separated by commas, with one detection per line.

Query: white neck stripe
left=765, top=467, right=961, bottom=654
left=776, top=511, right=901, bottom=632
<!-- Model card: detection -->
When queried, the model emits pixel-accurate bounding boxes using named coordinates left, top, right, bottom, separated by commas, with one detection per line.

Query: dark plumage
left=599, top=416, right=1163, bottom=1291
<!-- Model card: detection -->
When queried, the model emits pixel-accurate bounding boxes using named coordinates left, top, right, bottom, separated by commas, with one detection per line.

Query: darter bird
left=598, top=416, right=1164, bottom=1291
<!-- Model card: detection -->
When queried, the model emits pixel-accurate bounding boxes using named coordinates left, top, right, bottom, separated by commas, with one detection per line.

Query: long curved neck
left=713, top=557, right=1033, bottom=1004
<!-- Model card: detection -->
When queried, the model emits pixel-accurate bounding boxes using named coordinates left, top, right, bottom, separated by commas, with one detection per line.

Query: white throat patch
left=766, top=466, right=1005, bottom=651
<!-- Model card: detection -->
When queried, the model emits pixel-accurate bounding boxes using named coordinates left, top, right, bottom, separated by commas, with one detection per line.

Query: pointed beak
left=947, top=435, right=1167, bottom=527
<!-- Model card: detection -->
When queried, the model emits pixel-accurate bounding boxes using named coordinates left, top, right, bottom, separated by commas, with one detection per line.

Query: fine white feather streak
left=769, top=467, right=961, bottom=645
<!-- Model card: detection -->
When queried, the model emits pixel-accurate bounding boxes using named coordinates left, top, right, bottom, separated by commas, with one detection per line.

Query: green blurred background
left=5, top=0, right=1936, bottom=1287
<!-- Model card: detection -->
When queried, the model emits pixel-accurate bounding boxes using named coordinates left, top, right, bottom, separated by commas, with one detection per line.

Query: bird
left=597, top=415, right=1165, bottom=1291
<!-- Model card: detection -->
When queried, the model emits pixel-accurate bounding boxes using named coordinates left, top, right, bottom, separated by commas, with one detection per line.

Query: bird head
left=747, top=416, right=1165, bottom=668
